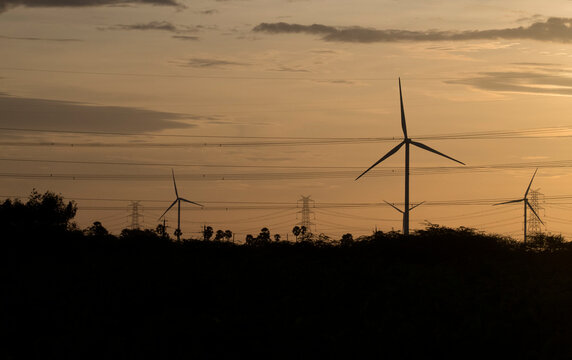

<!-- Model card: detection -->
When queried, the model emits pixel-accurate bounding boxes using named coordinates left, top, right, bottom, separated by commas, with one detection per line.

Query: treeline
left=4, top=190, right=572, bottom=359
left=2, top=189, right=568, bottom=252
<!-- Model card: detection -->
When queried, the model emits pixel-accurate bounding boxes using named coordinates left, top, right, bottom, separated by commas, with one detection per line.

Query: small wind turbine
left=356, top=78, right=465, bottom=236
left=494, top=168, right=543, bottom=243
left=159, top=169, right=203, bottom=241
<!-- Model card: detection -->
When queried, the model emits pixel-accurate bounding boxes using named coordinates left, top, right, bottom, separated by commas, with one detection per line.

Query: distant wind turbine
left=494, top=168, right=543, bottom=243
left=159, top=169, right=203, bottom=241
left=356, top=78, right=465, bottom=236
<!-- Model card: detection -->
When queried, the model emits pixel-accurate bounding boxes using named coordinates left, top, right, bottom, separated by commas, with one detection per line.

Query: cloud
left=0, top=0, right=181, bottom=13
left=253, top=18, right=572, bottom=43
left=199, top=9, right=217, bottom=15
left=447, top=68, right=572, bottom=96
left=102, top=21, right=197, bottom=33
left=516, top=14, right=545, bottom=24
left=253, top=22, right=335, bottom=35
left=511, top=62, right=560, bottom=67
left=172, top=35, right=199, bottom=41
left=314, top=79, right=355, bottom=85
left=269, top=66, right=309, bottom=73
left=0, top=94, right=209, bottom=133
left=0, top=35, right=82, bottom=41
left=184, top=58, right=248, bottom=68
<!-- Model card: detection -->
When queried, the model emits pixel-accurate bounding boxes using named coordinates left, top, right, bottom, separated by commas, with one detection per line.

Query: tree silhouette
left=245, top=234, right=254, bottom=245
left=274, top=234, right=281, bottom=242
left=155, top=223, right=169, bottom=240
left=85, top=221, right=109, bottom=237
left=258, top=227, right=271, bottom=242
left=292, top=226, right=301, bottom=241
left=203, top=226, right=214, bottom=241
left=1, top=189, right=77, bottom=234
left=224, top=230, right=233, bottom=241
left=341, top=233, right=354, bottom=246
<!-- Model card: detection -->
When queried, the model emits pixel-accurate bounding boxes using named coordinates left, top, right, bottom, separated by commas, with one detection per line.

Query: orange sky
left=2, top=0, right=572, bottom=240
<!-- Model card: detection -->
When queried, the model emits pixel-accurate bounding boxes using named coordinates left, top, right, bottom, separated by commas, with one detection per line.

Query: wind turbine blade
left=526, top=200, right=544, bottom=225
left=524, top=168, right=538, bottom=198
left=355, top=141, right=405, bottom=180
left=172, top=169, right=179, bottom=198
left=383, top=200, right=404, bottom=214
left=493, top=198, right=524, bottom=206
left=410, top=141, right=465, bottom=165
left=409, top=201, right=425, bottom=211
left=179, top=197, right=203, bottom=207
left=159, top=199, right=178, bottom=220
left=399, top=78, right=408, bottom=139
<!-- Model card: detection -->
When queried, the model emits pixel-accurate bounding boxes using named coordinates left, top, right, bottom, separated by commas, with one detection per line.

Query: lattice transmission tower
left=128, top=201, right=143, bottom=230
left=527, top=189, right=545, bottom=235
left=297, top=195, right=315, bottom=232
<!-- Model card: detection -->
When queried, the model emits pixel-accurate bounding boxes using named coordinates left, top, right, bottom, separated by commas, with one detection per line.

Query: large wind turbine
left=494, top=168, right=543, bottom=243
left=159, top=169, right=203, bottom=241
left=356, top=78, right=465, bottom=236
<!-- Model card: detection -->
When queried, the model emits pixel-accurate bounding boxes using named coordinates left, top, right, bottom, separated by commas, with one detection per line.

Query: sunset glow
left=3, top=0, right=572, bottom=241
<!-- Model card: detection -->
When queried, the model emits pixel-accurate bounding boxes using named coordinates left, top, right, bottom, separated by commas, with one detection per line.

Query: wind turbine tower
left=356, top=78, right=465, bottom=236
left=494, top=169, right=544, bottom=243
left=159, top=169, right=203, bottom=241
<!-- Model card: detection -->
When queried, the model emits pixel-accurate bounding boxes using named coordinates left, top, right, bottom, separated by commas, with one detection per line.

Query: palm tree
left=292, top=226, right=301, bottom=241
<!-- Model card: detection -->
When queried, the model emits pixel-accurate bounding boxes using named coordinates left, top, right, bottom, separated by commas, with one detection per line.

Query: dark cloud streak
left=0, top=94, right=200, bottom=133
left=101, top=21, right=198, bottom=33
left=0, top=0, right=181, bottom=14
left=253, top=18, right=572, bottom=43
left=184, top=58, right=247, bottom=68
left=0, top=35, right=82, bottom=41
left=172, top=35, right=199, bottom=41
left=447, top=70, right=572, bottom=96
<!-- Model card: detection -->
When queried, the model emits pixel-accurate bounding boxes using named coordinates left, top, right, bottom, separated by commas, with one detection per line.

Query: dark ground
left=4, top=229, right=572, bottom=359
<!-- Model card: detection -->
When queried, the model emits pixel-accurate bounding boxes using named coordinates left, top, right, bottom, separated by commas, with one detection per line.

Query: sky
left=2, top=0, right=572, bottom=241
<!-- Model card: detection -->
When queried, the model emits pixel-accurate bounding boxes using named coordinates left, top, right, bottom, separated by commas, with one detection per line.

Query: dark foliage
left=1, top=189, right=77, bottom=237
left=4, top=198, right=572, bottom=359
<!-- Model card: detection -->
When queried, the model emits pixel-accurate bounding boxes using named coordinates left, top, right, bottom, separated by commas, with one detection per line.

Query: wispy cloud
left=199, top=9, right=218, bottom=15
left=172, top=35, right=199, bottom=41
left=447, top=66, right=572, bottom=96
left=0, top=0, right=181, bottom=13
left=0, top=35, right=82, bottom=41
left=269, top=66, right=309, bottom=73
left=102, top=21, right=197, bottom=34
left=184, top=58, right=248, bottom=68
left=253, top=18, right=572, bottom=43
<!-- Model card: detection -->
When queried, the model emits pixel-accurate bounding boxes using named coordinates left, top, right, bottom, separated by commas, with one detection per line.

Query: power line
left=2, top=126, right=572, bottom=143
left=0, top=66, right=454, bottom=81
left=0, top=127, right=386, bottom=140
left=5, top=193, right=572, bottom=210
left=0, top=165, right=569, bottom=181
left=5, top=157, right=572, bottom=179
left=0, top=157, right=364, bottom=169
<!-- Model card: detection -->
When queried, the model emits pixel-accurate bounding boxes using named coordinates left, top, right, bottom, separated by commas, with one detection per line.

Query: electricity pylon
left=528, top=188, right=545, bottom=236
left=297, top=195, right=315, bottom=232
left=128, top=201, right=142, bottom=230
